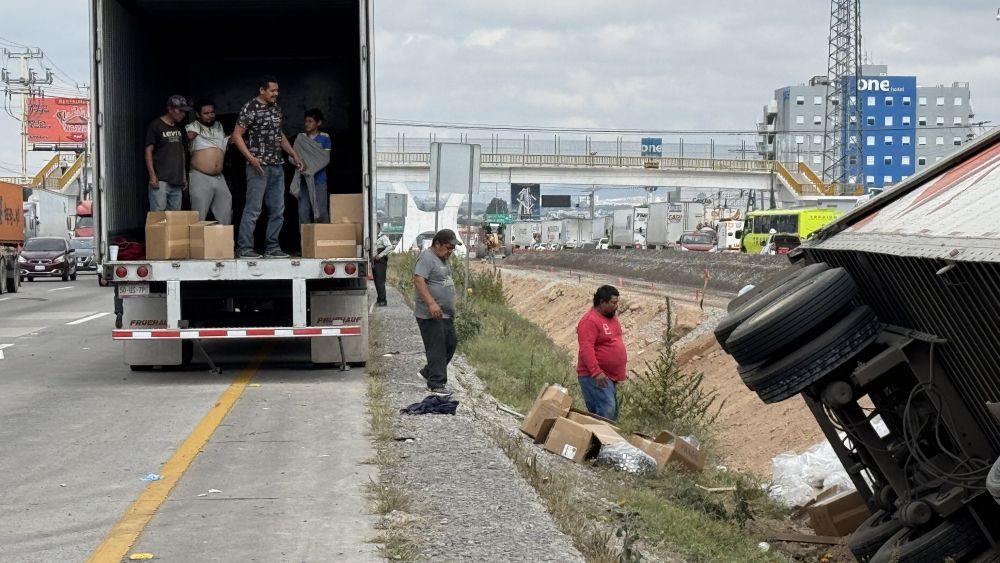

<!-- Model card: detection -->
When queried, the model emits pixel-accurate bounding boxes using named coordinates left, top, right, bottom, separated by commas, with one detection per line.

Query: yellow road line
left=86, top=352, right=267, bottom=563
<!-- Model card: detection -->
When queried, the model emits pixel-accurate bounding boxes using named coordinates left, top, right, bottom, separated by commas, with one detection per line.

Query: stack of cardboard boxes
left=145, top=211, right=235, bottom=260
left=519, top=384, right=705, bottom=472
left=301, top=193, right=365, bottom=259
left=143, top=192, right=366, bottom=261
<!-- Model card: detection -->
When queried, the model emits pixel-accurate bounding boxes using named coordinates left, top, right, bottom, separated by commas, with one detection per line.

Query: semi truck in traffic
left=645, top=201, right=706, bottom=249
left=23, top=188, right=76, bottom=240
left=609, top=207, right=648, bottom=248
left=90, top=0, right=376, bottom=369
left=0, top=181, right=23, bottom=294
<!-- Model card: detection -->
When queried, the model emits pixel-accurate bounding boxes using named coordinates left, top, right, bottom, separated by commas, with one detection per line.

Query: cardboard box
left=567, top=408, right=621, bottom=432
left=329, top=193, right=364, bottom=242
left=520, top=384, right=573, bottom=441
left=189, top=221, right=234, bottom=260
left=301, top=224, right=358, bottom=259
left=628, top=431, right=705, bottom=473
left=145, top=211, right=199, bottom=260
left=807, top=489, right=871, bottom=536
left=581, top=423, right=625, bottom=446
left=543, top=417, right=598, bottom=463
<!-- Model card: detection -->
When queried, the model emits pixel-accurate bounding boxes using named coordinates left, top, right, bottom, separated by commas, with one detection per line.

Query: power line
left=0, top=35, right=30, bottom=48
left=377, top=118, right=995, bottom=137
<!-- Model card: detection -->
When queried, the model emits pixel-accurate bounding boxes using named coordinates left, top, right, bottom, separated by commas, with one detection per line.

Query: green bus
left=740, top=208, right=843, bottom=254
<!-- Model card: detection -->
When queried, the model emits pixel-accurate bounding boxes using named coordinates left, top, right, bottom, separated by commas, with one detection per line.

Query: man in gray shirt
left=413, top=229, right=462, bottom=395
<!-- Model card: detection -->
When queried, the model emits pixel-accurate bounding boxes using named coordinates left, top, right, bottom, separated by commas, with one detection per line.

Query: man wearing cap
left=144, top=95, right=190, bottom=211
left=413, top=229, right=462, bottom=395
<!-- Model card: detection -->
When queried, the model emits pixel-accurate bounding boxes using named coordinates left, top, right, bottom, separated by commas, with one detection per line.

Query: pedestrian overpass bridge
left=375, top=151, right=861, bottom=207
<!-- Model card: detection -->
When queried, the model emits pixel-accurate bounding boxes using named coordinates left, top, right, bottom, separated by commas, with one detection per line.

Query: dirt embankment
left=497, top=267, right=824, bottom=477
left=502, top=249, right=789, bottom=295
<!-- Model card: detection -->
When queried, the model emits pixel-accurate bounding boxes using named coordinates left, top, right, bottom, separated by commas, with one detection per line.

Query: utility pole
left=1, top=48, right=53, bottom=177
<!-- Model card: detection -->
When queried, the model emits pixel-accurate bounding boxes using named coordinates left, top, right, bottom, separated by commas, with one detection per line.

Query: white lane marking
left=0, top=344, right=12, bottom=361
left=48, top=286, right=74, bottom=293
left=0, top=297, right=10, bottom=302
left=66, top=312, right=111, bottom=325
left=0, top=327, right=44, bottom=338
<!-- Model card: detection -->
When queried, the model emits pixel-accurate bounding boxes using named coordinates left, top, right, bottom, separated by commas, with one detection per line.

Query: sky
left=1, top=0, right=999, bottom=178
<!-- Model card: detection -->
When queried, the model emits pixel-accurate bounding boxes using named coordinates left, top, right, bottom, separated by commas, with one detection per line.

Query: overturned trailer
left=715, top=129, right=1000, bottom=562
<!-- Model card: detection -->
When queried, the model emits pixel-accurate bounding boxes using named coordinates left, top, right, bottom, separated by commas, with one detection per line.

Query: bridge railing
left=376, top=151, right=774, bottom=173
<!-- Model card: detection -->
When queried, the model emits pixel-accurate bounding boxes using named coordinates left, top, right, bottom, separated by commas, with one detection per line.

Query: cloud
left=464, top=28, right=511, bottom=48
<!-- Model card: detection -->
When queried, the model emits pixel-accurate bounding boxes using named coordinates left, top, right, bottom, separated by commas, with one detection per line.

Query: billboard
left=511, top=183, right=540, bottom=219
left=541, top=195, right=571, bottom=208
left=641, top=137, right=663, bottom=158
left=25, top=97, right=89, bottom=150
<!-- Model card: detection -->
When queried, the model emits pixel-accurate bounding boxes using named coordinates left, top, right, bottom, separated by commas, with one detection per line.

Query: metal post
left=463, top=146, right=476, bottom=303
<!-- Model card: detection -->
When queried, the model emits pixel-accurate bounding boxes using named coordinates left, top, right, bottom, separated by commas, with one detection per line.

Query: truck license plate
left=34, top=265, right=45, bottom=271
left=118, top=283, right=149, bottom=298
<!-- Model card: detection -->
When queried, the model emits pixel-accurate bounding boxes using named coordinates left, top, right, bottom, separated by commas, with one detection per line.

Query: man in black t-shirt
left=144, top=95, right=190, bottom=211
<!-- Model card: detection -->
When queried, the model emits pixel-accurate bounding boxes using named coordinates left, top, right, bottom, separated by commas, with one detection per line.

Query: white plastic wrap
left=596, top=442, right=658, bottom=475
left=768, top=416, right=889, bottom=507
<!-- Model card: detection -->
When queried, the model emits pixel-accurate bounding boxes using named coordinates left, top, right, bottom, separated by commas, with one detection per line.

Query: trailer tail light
left=323, top=263, right=336, bottom=276
left=115, top=266, right=127, bottom=279
left=136, top=265, right=149, bottom=278
left=345, top=263, right=357, bottom=276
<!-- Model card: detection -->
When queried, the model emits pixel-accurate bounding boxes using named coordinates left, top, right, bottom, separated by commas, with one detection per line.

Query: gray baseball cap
left=167, top=95, right=191, bottom=111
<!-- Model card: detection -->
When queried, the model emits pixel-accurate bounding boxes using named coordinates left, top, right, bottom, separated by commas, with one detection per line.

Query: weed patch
left=365, top=313, right=421, bottom=561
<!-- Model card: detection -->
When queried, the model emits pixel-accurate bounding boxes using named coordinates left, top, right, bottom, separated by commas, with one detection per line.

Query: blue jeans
left=149, top=182, right=183, bottom=211
left=238, top=164, right=285, bottom=254
left=297, top=180, right=329, bottom=225
left=578, top=375, right=618, bottom=421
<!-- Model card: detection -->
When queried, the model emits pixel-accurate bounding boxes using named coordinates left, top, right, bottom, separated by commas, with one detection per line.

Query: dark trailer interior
left=93, top=0, right=367, bottom=252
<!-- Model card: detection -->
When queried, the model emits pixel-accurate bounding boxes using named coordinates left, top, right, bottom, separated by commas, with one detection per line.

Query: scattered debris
left=141, top=473, right=163, bottom=482
left=208, top=489, right=222, bottom=494
left=400, top=395, right=459, bottom=415
left=248, top=383, right=261, bottom=388
left=128, top=554, right=155, bottom=561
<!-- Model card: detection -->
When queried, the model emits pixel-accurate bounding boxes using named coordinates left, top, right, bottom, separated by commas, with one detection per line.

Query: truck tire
left=26, top=276, right=33, bottom=282
left=744, top=305, right=880, bottom=403
left=6, top=270, right=17, bottom=293
left=715, top=263, right=829, bottom=351
left=870, top=515, right=988, bottom=563
left=129, top=365, right=154, bottom=372
left=848, top=510, right=905, bottom=563
left=726, top=268, right=858, bottom=366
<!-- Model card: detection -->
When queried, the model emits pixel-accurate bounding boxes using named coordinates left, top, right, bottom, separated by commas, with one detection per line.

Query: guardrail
left=376, top=151, right=774, bottom=173
left=58, top=155, right=85, bottom=190
left=0, top=176, right=31, bottom=186
left=31, top=154, right=61, bottom=187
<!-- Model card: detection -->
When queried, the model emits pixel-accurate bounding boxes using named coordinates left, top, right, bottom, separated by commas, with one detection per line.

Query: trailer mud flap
left=120, top=293, right=182, bottom=366
left=310, top=290, right=369, bottom=364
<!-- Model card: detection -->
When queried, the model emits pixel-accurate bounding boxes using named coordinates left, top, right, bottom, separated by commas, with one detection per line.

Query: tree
left=485, top=197, right=509, bottom=215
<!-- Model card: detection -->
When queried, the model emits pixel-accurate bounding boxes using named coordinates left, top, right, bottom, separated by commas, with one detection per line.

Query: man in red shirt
left=576, top=285, right=628, bottom=420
